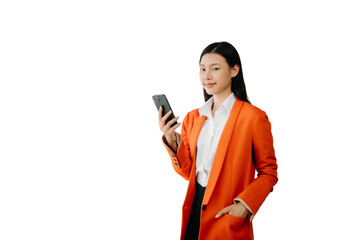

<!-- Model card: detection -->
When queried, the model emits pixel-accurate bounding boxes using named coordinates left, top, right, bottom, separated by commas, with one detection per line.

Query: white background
left=1, top=0, right=346, bottom=239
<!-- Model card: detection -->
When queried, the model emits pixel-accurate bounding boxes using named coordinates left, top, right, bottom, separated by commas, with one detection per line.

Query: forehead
left=200, top=53, right=227, bottom=66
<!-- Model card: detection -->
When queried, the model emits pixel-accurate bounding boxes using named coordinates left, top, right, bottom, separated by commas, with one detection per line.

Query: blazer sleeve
left=233, top=110, right=278, bottom=221
left=161, top=113, right=192, bottom=181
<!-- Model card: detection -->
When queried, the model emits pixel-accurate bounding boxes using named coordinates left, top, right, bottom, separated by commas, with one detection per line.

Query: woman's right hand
left=158, top=106, right=181, bottom=151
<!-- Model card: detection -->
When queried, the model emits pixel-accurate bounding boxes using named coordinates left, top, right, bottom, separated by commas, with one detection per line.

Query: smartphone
left=152, top=94, right=178, bottom=127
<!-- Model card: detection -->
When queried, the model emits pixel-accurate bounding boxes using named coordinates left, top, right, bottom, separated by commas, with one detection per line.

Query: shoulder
left=236, top=100, right=272, bottom=130
left=240, top=100, right=268, bottom=119
left=182, top=108, right=200, bottom=124
left=187, top=108, right=201, bottom=118
left=179, top=108, right=201, bottom=136
left=240, top=101, right=273, bottom=133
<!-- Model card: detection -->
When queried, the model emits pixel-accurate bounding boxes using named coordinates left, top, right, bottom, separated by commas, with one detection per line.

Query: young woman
left=158, top=42, right=278, bottom=240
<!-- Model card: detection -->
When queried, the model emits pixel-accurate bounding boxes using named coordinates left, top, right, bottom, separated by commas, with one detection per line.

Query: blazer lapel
left=202, top=98, right=244, bottom=205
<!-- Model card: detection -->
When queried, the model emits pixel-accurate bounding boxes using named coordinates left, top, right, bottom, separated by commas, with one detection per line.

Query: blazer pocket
left=224, top=214, right=247, bottom=231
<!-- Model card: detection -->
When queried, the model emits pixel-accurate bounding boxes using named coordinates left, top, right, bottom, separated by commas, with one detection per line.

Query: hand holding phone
left=152, top=94, right=178, bottom=127
left=153, top=94, right=181, bottom=152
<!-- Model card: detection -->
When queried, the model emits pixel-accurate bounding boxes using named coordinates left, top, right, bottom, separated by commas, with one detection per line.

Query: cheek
left=199, top=74, right=204, bottom=83
left=221, top=72, right=231, bottom=84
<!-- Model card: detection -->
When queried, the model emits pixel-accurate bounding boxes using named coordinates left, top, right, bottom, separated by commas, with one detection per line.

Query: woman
left=158, top=41, right=278, bottom=240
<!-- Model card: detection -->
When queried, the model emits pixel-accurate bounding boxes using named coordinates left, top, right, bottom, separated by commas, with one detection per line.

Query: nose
left=204, top=69, right=212, bottom=80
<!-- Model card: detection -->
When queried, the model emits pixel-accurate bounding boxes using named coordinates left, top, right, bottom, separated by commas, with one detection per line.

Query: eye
left=212, top=68, right=219, bottom=71
left=200, top=68, right=205, bottom=71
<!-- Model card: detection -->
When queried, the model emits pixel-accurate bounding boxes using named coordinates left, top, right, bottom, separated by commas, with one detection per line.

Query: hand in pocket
left=215, top=202, right=249, bottom=218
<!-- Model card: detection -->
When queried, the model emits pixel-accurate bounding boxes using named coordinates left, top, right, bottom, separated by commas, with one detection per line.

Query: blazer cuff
left=161, top=134, right=191, bottom=181
left=162, top=134, right=184, bottom=169
left=233, top=198, right=255, bottom=222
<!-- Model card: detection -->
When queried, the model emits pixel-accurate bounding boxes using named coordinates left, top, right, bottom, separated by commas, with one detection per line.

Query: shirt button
left=202, top=205, right=207, bottom=211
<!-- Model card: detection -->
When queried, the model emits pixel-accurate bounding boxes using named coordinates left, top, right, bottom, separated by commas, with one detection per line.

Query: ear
left=231, top=64, right=240, bottom=78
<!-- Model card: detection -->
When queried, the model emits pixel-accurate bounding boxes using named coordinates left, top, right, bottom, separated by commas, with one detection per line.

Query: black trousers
left=184, top=179, right=206, bottom=240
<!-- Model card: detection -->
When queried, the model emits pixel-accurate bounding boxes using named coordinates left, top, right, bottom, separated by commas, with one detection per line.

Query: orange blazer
left=162, top=98, right=278, bottom=240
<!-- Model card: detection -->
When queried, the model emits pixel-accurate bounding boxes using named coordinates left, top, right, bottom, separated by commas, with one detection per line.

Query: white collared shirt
left=196, top=92, right=237, bottom=187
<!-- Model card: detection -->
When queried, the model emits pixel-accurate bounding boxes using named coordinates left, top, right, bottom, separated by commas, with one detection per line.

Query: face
left=199, top=53, right=239, bottom=97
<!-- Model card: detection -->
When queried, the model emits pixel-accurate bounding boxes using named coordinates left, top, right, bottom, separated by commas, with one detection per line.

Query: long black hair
left=199, top=42, right=251, bottom=104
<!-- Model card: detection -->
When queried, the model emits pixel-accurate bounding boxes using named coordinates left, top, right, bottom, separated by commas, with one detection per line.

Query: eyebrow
left=199, top=63, right=221, bottom=66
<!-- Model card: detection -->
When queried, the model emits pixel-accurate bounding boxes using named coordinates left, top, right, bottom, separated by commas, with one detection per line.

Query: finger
left=159, top=110, right=171, bottom=129
left=167, top=116, right=179, bottom=126
left=160, top=110, right=172, bottom=126
left=172, top=122, right=181, bottom=131
left=215, top=207, right=230, bottom=218
left=166, top=122, right=181, bottom=136
left=163, top=110, right=173, bottom=120
left=162, top=116, right=179, bottom=132
left=158, top=106, right=163, bottom=121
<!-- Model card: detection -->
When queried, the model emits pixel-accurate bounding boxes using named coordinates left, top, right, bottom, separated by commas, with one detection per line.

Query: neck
left=212, top=91, right=232, bottom=112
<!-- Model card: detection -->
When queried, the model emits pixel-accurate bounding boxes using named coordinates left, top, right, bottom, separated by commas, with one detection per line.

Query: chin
left=204, top=89, right=216, bottom=95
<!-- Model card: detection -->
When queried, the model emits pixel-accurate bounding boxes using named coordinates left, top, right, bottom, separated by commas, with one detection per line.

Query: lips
left=205, top=83, right=216, bottom=88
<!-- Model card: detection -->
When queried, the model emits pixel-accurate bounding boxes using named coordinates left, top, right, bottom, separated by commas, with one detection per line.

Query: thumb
left=215, top=207, right=230, bottom=219
left=175, top=132, right=182, bottom=145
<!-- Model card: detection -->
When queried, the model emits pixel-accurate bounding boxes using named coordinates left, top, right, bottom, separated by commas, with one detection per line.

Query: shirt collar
left=199, top=92, right=236, bottom=118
